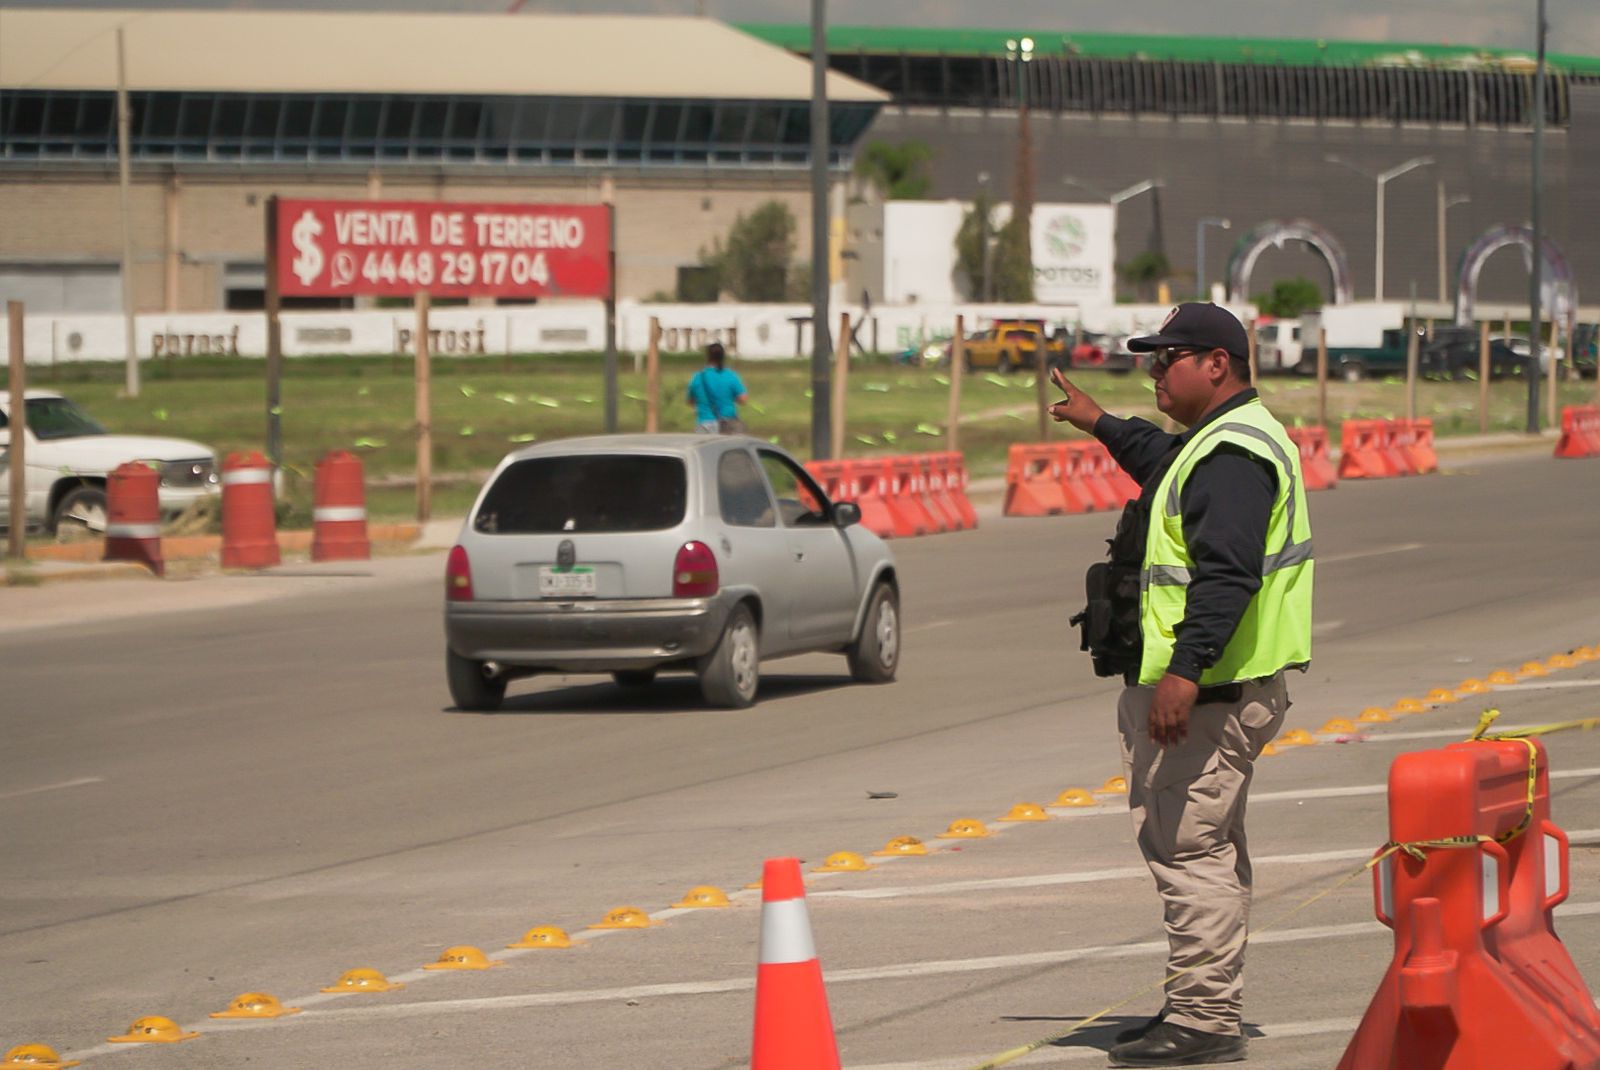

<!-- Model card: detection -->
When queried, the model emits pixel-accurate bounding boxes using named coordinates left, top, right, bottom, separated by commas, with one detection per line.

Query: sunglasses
left=1149, top=347, right=1209, bottom=372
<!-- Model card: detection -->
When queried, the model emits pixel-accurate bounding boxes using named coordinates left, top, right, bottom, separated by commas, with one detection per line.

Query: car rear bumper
left=445, top=594, right=733, bottom=672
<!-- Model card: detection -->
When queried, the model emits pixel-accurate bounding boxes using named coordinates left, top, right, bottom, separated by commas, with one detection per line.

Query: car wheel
left=846, top=582, right=900, bottom=684
left=698, top=603, right=759, bottom=708
left=997, top=351, right=1013, bottom=374
left=446, top=647, right=506, bottom=712
left=51, top=486, right=109, bottom=540
left=1340, top=361, right=1364, bottom=384
left=612, top=669, right=658, bottom=688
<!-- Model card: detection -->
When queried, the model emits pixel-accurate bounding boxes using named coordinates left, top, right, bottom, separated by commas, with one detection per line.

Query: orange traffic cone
left=750, top=857, right=840, bottom=1070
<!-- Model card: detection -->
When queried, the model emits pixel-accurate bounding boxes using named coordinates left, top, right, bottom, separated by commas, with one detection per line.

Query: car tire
left=997, top=351, right=1013, bottom=374
left=612, top=669, right=658, bottom=688
left=1340, top=361, right=1365, bottom=383
left=51, top=485, right=108, bottom=539
left=698, top=603, right=759, bottom=708
left=846, top=582, right=900, bottom=684
left=446, top=647, right=506, bottom=712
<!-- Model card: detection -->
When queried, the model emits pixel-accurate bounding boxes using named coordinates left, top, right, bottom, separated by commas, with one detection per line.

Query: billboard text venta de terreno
left=275, top=199, right=611, bottom=300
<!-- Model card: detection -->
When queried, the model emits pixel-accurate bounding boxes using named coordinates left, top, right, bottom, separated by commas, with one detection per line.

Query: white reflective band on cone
left=1546, top=833, right=1563, bottom=897
left=1483, top=852, right=1501, bottom=921
left=223, top=468, right=273, bottom=485
left=758, top=898, right=817, bottom=965
left=106, top=523, right=162, bottom=539
left=314, top=506, right=367, bottom=523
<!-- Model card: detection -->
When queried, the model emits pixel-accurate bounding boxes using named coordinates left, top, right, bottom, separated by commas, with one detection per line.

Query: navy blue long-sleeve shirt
left=1092, top=390, right=1278, bottom=683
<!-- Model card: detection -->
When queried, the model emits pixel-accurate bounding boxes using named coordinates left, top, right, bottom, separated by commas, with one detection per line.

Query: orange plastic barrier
left=1287, top=426, right=1339, bottom=491
left=311, top=450, right=371, bottom=562
left=887, top=456, right=942, bottom=535
left=1380, top=421, right=1417, bottom=476
left=1397, top=418, right=1439, bottom=474
left=1067, top=441, right=1121, bottom=511
left=1088, top=441, right=1140, bottom=506
left=1555, top=405, right=1600, bottom=459
left=749, top=858, right=840, bottom=1070
left=103, top=461, right=164, bottom=576
left=1339, top=420, right=1397, bottom=479
left=935, top=452, right=979, bottom=530
left=917, top=455, right=963, bottom=532
left=1003, top=444, right=1072, bottom=517
left=1337, top=738, right=1600, bottom=1069
left=220, top=451, right=280, bottom=570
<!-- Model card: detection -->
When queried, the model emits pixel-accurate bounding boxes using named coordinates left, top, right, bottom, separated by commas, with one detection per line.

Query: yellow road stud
left=3, top=1043, right=80, bottom=1068
left=998, top=802, right=1049, bottom=822
left=1358, top=707, right=1392, bottom=723
left=1572, top=646, right=1597, bottom=662
left=588, top=906, right=658, bottom=930
left=1052, top=788, right=1097, bottom=808
left=1485, top=670, right=1518, bottom=685
left=424, top=945, right=502, bottom=971
left=320, top=968, right=404, bottom=994
left=1277, top=729, right=1317, bottom=747
left=1518, top=661, right=1549, bottom=678
left=936, top=818, right=990, bottom=839
left=1425, top=689, right=1458, bottom=704
left=812, top=851, right=873, bottom=873
left=873, top=835, right=929, bottom=856
left=1097, top=776, right=1129, bottom=794
left=1455, top=679, right=1491, bottom=694
left=508, top=926, right=574, bottom=949
left=1259, top=742, right=1281, bottom=757
left=1390, top=698, right=1426, bottom=715
left=1546, top=654, right=1578, bottom=670
left=672, top=885, right=732, bottom=908
left=209, top=992, right=301, bottom=1019
left=106, top=1016, right=198, bottom=1045
left=1318, top=718, right=1357, bottom=734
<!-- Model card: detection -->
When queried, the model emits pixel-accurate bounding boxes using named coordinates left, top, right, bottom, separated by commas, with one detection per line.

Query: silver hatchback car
left=443, top=434, right=900, bottom=710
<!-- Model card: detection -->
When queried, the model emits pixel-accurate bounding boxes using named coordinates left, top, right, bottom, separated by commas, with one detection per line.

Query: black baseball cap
left=1128, top=303, right=1249, bottom=361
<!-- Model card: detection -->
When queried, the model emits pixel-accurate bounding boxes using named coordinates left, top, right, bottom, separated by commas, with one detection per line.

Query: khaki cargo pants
left=1116, top=672, right=1290, bottom=1036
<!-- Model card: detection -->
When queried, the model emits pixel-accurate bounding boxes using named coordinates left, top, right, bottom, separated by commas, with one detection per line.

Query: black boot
left=1113, top=1009, right=1168, bottom=1045
left=1107, top=1022, right=1246, bottom=1067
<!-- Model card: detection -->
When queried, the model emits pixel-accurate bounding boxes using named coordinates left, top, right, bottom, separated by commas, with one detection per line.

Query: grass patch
left=33, top=353, right=1597, bottom=521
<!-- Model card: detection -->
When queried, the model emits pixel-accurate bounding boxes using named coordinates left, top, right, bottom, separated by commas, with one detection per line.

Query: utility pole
left=116, top=27, right=139, bottom=398
left=808, top=0, right=832, bottom=458
left=1526, top=0, right=1546, bottom=434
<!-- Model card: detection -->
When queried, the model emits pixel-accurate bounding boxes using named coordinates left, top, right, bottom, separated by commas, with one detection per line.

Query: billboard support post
left=946, top=314, right=965, bottom=453
left=830, top=312, right=850, bottom=458
left=646, top=317, right=661, bottom=434
left=7, top=301, right=26, bottom=561
left=415, top=292, right=432, bottom=525
left=264, top=196, right=284, bottom=469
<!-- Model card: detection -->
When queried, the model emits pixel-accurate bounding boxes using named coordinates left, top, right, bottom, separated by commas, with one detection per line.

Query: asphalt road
left=4, top=452, right=1600, bottom=1068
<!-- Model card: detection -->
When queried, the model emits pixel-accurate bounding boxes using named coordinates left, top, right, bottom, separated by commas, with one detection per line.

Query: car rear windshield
left=473, top=454, right=687, bottom=534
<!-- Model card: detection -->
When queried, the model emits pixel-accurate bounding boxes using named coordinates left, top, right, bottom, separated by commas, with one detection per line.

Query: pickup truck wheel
left=1340, top=361, right=1365, bottom=383
left=612, top=669, right=658, bottom=688
left=699, top=604, right=759, bottom=708
left=52, top=487, right=108, bottom=540
left=446, top=647, right=506, bottom=712
left=997, top=351, right=1013, bottom=374
left=846, top=582, right=900, bottom=684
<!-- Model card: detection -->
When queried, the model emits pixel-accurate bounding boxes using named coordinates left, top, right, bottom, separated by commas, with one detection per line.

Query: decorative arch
left=1225, top=220, right=1354, bottom=306
left=1453, top=226, right=1577, bottom=331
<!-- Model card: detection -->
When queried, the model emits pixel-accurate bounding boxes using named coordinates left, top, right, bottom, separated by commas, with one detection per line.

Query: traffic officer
left=1049, top=303, right=1313, bottom=1067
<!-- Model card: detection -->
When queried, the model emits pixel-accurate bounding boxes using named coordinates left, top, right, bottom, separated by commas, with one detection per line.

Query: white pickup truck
left=0, top=390, right=218, bottom=536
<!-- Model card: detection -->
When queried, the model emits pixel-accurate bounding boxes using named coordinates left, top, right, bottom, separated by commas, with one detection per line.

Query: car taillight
left=446, top=544, right=474, bottom=601
left=673, top=541, right=718, bottom=598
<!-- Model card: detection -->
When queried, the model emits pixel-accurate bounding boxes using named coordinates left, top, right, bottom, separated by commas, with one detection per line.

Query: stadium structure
left=0, top=9, right=1595, bottom=317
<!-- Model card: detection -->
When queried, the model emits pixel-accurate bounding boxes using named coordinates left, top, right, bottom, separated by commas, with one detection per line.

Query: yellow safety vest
left=1138, top=398, right=1314, bottom=686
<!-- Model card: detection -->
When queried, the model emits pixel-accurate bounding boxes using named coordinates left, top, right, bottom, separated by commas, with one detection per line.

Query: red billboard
left=274, top=199, right=611, bottom=299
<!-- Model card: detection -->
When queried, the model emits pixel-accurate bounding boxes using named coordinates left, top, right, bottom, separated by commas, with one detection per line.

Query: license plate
left=538, top=566, right=596, bottom=598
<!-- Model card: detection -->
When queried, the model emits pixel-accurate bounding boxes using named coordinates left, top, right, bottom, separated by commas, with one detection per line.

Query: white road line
left=909, top=620, right=955, bottom=633
left=1315, top=722, right=1591, bottom=744
left=0, top=776, right=103, bottom=801
left=1491, top=681, right=1600, bottom=691
left=110, top=902, right=1600, bottom=1039
left=1319, top=543, right=1424, bottom=565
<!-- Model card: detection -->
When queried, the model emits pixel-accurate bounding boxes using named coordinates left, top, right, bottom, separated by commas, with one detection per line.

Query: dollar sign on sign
left=290, top=211, right=325, bottom=287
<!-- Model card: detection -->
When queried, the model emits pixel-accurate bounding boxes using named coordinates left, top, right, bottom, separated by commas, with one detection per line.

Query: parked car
left=961, top=320, right=1068, bottom=373
left=0, top=390, right=218, bottom=536
left=443, top=434, right=901, bottom=711
left=1420, top=328, right=1529, bottom=380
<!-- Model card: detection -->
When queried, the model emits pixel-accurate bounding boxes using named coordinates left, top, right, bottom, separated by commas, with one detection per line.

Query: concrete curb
left=2, top=560, right=157, bottom=586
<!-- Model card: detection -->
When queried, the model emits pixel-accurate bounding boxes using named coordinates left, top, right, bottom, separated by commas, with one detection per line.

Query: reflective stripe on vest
left=1138, top=399, right=1314, bottom=686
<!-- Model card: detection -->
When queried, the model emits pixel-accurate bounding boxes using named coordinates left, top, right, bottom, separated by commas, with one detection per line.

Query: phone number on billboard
left=339, top=250, right=551, bottom=289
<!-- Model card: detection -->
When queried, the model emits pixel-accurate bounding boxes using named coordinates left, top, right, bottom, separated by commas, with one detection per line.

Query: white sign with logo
left=1031, top=204, right=1115, bottom=305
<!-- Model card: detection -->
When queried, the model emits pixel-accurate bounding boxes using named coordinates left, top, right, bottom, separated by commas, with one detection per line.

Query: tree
left=702, top=201, right=797, bottom=302
left=1118, top=251, right=1171, bottom=302
left=1254, top=277, right=1324, bottom=318
left=854, top=139, right=935, bottom=200
left=992, top=217, right=1036, bottom=302
left=954, top=186, right=998, bottom=300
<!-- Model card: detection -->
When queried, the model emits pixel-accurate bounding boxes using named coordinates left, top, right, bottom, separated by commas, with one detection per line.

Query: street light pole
left=809, top=0, right=832, bottom=458
left=1196, top=217, right=1230, bottom=301
left=1436, top=182, right=1469, bottom=303
left=1325, top=154, right=1433, bottom=300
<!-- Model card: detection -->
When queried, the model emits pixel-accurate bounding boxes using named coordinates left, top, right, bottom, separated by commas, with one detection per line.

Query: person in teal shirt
left=686, top=342, right=749, bottom=433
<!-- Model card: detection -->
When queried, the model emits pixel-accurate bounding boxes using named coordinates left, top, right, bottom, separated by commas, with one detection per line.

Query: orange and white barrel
left=311, top=450, right=370, bottom=562
left=221, top=451, right=280, bottom=570
left=103, top=461, right=164, bottom=576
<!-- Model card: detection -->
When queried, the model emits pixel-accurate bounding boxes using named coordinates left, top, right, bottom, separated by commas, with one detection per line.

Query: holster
left=1070, top=559, right=1143, bottom=678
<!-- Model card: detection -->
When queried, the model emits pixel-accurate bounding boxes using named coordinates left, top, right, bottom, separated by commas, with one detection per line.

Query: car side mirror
left=833, top=501, right=861, bottom=528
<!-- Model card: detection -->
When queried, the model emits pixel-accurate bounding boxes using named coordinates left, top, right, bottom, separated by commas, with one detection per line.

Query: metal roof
left=739, top=23, right=1600, bottom=78
left=0, top=9, right=889, bottom=101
